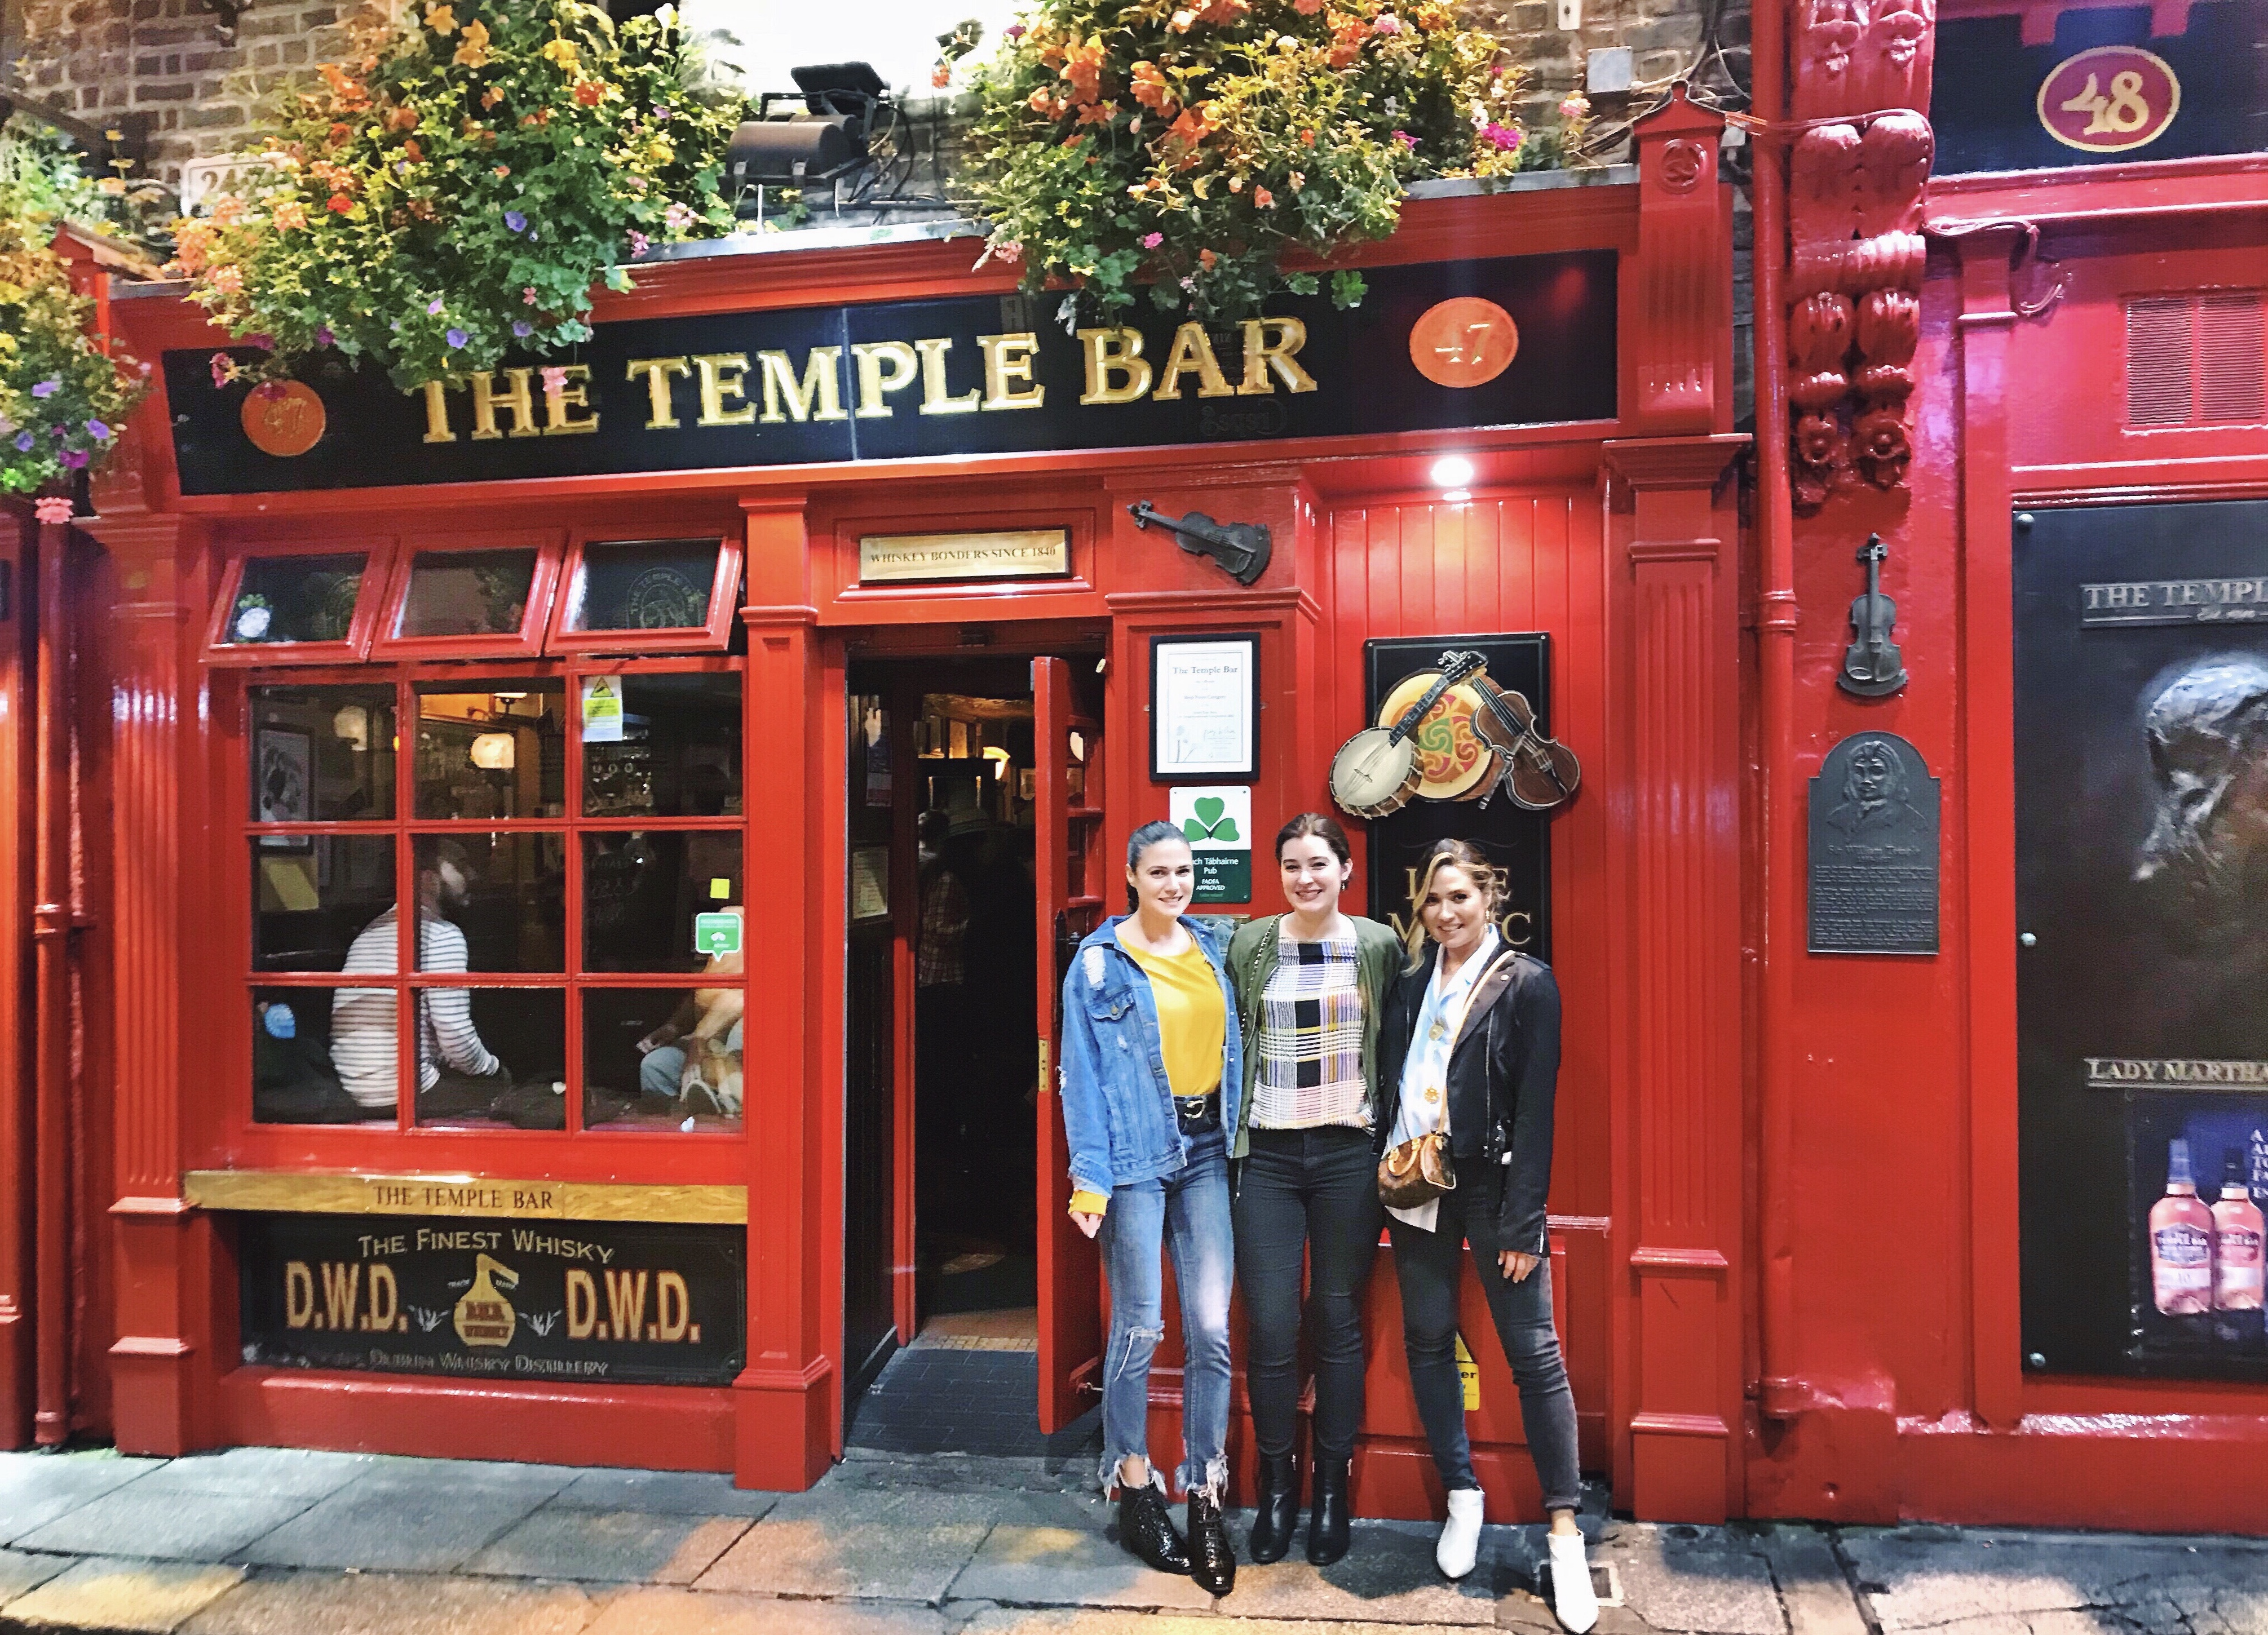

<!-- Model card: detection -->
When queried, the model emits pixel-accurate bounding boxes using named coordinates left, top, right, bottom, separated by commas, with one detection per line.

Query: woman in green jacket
left=1226, top=813, right=1404, bottom=1566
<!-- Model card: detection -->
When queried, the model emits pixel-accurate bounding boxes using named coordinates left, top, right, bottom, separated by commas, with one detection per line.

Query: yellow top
left=1115, top=926, right=1226, bottom=1101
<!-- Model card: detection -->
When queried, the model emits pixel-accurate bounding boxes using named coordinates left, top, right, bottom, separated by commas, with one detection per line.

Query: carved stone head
left=2135, top=656, right=2268, bottom=926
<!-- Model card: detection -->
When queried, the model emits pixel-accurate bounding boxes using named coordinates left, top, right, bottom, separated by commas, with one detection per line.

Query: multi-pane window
left=227, top=534, right=746, bottom=1139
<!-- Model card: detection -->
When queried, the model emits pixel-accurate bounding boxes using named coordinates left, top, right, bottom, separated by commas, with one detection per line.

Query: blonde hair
left=1402, top=838, right=1502, bottom=969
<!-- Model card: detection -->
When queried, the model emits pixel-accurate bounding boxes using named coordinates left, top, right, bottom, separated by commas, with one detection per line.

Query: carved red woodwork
left=1784, top=0, right=1937, bottom=509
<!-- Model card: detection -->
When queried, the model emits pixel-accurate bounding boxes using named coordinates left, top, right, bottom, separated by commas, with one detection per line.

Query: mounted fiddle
left=1838, top=533, right=1908, bottom=698
left=1328, top=649, right=1487, bottom=820
left=1463, top=663, right=1581, bottom=812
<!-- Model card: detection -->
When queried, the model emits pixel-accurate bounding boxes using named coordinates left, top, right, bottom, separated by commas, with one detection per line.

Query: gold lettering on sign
left=1078, top=328, right=1152, bottom=404
left=420, top=379, right=457, bottom=444
left=915, top=338, right=981, bottom=415
left=978, top=332, right=1045, bottom=411
left=543, top=365, right=599, bottom=436
left=757, top=347, right=847, bottom=423
left=850, top=341, right=919, bottom=418
left=1152, top=322, right=1235, bottom=401
left=470, top=369, right=541, bottom=440
left=1237, top=317, right=1318, bottom=396
left=692, top=353, right=757, bottom=427
left=625, top=356, right=692, bottom=429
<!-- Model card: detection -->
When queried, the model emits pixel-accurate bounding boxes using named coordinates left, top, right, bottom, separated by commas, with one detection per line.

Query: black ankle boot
left=1188, top=1489, right=1237, bottom=1596
left=1117, top=1479, right=1190, bottom=1575
left=1306, top=1454, right=1351, bottom=1566
left=1247, top=1451, right=1299, bottom=1563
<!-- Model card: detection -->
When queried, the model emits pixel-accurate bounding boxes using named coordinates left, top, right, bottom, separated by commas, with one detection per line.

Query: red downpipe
left=31, top=515, right=69, bottom=1446
left=1752, top=0, right=1805, bottom=1421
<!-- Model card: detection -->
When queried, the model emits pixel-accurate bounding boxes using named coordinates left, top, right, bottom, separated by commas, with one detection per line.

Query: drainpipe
left=30, top=511, right=69, bottom=1445
left=1750, top=0, right=1805, bottom=1423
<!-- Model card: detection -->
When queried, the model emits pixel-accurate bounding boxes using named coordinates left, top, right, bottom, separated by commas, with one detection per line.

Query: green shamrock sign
left=1182, top=795, right=1241, bottom=843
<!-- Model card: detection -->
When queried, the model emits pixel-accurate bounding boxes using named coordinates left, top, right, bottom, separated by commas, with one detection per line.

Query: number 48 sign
left=2037, top=45, right=2181, bottom=155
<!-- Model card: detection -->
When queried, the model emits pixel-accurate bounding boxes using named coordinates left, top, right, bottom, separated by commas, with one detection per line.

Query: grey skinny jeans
left=1385, top=1167, right=1582, bottom=1514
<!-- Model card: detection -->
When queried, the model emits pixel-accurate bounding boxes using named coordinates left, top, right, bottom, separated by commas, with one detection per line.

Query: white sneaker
left=1436, top=1487, right=1485, bottom=1579
left=1548, top=1532, right=1599, bottom=1633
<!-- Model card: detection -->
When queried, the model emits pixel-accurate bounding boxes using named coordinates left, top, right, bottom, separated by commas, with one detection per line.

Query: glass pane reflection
left=250, top=685, right=395, bottom=822
left=398, top=548, right=540, bottom=638
left=251, top=837, right=395, bottom=972
left=582, top=672, right=743, bottom=818
left=582, top=987, right=744, bottom=1132
left=582, top=831, right=743, bottom=972
left=224, top=553, right=367, bottom=645
left=251, top=985, right=390, bottom=1125
left=563, top=540, right=721, bottom=632
left=412, top=833, right=565, bottom=973
left=414, top=681, right=565, bottom=819
left=412, top=987, right=567, bottom=1129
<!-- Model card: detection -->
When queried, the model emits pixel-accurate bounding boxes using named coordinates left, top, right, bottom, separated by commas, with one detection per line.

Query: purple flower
left=86, top=420, right=112, bottom=441
left=13, top=431, right=32, bottom=452
left=245, top=333, right=274, bottom=350
left=445, top=327, right=468, bottom=348
left=505, top=210, right=527, bottom=232
left=1005, top=23, right=1025, bottom=38
left=626, top=229, right=651, bottom=257
left=30, top=378, right=59, bottom=398
left=314, top=325, right=335, bottom=347
left=427, top=297, right=445, bottom=314
left=61, top=449, right=88, bottom=469
left=512, top=320, right=533, bottom=338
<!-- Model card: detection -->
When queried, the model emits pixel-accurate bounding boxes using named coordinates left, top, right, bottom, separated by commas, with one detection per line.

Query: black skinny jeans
left=1232, top=1125, right=1383, bottom=1465
left=1386, top=1168, right=1582, bottom=1514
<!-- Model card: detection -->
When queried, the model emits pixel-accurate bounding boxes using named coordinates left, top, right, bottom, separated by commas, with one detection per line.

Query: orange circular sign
left=241, top=379, right=326, bottom=458
left=2036, top=45, right=2180, bottom=155
left=1409, top=297, right=1519, bottom=389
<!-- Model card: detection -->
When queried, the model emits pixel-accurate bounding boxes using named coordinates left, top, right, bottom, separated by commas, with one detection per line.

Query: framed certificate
left=1151, top=633, right=1258, bottom=781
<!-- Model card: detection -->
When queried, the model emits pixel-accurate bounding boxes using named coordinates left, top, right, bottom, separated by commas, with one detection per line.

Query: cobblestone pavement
left=1, top=1445, right=2265, bottom=1634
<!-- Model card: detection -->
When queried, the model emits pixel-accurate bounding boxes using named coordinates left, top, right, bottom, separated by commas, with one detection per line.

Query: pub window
left=205, top=540, right=396, bottom=664
left=547, top=535, right=742, bottom=654
left=233, top=549, right=745, bottom=1137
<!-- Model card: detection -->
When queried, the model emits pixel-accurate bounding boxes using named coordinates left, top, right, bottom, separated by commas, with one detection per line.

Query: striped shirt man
left=331, top=905, right=499, bottom=1110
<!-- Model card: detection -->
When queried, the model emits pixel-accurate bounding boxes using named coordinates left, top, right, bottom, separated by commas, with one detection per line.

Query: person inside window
left=638, top=901, right=745, bottom=1118
left=331, top=839, right=507, bottom=1114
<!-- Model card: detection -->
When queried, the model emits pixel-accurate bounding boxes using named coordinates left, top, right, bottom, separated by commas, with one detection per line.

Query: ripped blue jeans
left=1096, top=1124, right=1232, bottom=1501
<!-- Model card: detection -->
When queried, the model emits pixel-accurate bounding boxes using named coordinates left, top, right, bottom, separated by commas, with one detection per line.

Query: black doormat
left=845, top=1345, right=1100, bottom=1462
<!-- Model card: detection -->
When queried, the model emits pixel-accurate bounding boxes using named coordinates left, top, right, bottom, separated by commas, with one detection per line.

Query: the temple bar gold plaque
left=183, top=1169, right=745, bottom=1225
left=858, top=529, right=1070, bottom=584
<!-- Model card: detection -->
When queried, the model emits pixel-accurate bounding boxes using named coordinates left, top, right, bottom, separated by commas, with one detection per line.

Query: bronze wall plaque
left=1807, top=730, right=1940, bottom=955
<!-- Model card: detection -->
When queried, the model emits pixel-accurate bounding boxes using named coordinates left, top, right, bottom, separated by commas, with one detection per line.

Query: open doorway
left=842, top=648, right=1104, bottom=1456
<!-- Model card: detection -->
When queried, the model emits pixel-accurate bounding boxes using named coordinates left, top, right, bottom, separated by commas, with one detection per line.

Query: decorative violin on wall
left=1466, top=666, right=1582, bottom=812
left=1128, top=501, right=1272, bottom=587
left=1838, top=533, right=1908, bottom=698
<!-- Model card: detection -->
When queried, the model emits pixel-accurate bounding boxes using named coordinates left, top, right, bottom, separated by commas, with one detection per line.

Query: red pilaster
left=733, top=494, right=835, bottom=1490
left=0, top=507, right=26, bottom=1447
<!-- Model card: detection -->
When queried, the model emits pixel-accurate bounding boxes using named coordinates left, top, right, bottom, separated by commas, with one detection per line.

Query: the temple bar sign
left=165, top=251, right=1617, bottom=495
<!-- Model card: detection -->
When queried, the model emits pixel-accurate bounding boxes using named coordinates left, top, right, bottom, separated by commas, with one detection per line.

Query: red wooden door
left=1033, top=656, right=1105, bottom=1433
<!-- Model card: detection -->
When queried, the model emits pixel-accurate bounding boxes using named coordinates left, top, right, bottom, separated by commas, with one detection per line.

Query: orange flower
left=1295, top=0, right=1324, bottom=10
left=325, top=193, right=354, bottom=214
left=1130, top=60, right=1175, bottom=112
left=403, top=138, right=423, bottom=162
left=452, top=19, right=490, bottom=67
left=1252, top=185, right=1274, bottom=207
left=1075, top=100, right=1115, bottom=125
left=271, top=199, right=307, bottom=229
left=422, top=3, right=456, bottom=34
left=1300, top=128, right=1316, bottom=145
left=1199, top=249, right=1218, bottom=270
left=493, top=164, right=511, bottom=178
left=328, top=121, right=352, bottom=146
left=384, top=104, right=419, bottom=131
left=481, top=85, right=504, bottom=109
left=1196, top=0, right=1249, bottom=20
left=210, top=264, right=244, bottom=294
left=210, top=194, right=244, bottom=225
left=572, top=78, right=604, bottom=105
left=1063, top=35, right=1104, bottom=103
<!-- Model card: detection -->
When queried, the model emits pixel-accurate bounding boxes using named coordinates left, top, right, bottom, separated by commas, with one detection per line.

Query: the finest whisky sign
left=236, top=1211, right=745, bottom=1385
left=161, top=251, right=1616, bottom=495
left=1806, top=731, right=1941, bottom=955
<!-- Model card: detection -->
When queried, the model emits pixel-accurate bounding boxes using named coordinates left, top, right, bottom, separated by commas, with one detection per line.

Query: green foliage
left=0, top=124, right=150, bottom=495
left=963, top=0, right=1589, bottom=322
left=176, top=0, right=748, bottom=391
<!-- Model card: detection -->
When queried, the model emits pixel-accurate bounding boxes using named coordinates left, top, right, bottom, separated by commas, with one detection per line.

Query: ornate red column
left=1607, top=87, right=1747, bottom=1523
left=0, top=506, right=28, bottom=1447
left=733, top=493, right=835, bottom=1489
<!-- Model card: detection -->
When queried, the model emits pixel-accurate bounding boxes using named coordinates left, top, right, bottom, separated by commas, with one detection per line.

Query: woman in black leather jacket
left=1375, top=839, right=1595, bottom=1633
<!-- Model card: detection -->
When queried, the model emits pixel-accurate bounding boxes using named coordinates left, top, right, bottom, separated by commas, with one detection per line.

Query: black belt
left=1174, top=1092, right=1222, bottom=1134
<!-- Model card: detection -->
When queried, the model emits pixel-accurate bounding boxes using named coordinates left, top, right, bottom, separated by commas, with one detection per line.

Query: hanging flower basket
left=175, top=0, right=746, bottom=391
left=964, top=0, right=1590, bottom=322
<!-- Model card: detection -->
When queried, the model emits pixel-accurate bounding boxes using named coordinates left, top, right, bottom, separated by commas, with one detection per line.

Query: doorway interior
left=842, top=646, right=1106, bottom=1457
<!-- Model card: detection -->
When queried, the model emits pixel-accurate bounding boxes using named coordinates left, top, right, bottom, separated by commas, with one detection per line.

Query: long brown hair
left=1402, top=838, right=1502, bottom=969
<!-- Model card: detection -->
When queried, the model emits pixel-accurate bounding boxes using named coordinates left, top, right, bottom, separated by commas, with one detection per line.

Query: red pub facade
left=0, top=0, right=2264, bottom=1536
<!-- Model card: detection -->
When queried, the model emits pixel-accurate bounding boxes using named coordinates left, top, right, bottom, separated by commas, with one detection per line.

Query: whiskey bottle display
left=2149, top=1138, right=2214, bottom=1317
left=2212, top=1150, right=2265, bottom=1314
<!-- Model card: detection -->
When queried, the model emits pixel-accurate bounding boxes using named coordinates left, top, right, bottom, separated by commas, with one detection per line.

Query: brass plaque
left=184, top=1169, right=745, bottom=1225
left=857, top=529, right=1069, bottom=584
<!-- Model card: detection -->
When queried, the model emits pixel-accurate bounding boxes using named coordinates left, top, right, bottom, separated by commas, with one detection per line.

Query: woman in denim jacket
left=1059, top=820, right=1243, bottom=1597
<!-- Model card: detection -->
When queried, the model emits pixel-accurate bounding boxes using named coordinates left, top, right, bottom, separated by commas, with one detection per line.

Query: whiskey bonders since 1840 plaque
left=1807, top=731, right=1940, bottom=955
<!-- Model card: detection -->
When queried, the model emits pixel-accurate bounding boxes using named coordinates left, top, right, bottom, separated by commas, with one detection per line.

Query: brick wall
left=3, top=0, right=1745, bottom=193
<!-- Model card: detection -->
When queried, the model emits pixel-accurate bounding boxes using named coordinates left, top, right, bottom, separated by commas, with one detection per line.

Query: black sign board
left=1806, top=732, right=1940, bottom=955
left=237, top=1212, right=745, bottom=1386
left=2015, top=498, right=2268, bottom=1381
left=1361, top=634, right=1550, bottom=962
left=163, top=251, right=1617, bottom=495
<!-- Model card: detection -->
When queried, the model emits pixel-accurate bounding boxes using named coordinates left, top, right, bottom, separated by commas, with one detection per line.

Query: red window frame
left=202, top=538, right=399, bottom=667
left=372, top=529, right=567, bottom=660
left=546, top=532, right=744, bottom=655
left=228, top=650, right=750, bottom=1174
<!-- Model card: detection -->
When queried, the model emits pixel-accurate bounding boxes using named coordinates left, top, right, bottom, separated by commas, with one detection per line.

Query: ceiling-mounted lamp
left=469, top=732, right=516, bottom=772
left=1430, top=454, right=1476, bottom=489
left=332, top=704, right=370, bottom=750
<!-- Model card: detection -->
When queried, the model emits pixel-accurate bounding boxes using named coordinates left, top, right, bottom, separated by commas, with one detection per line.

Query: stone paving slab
left=230, top=1472, right=555, bottom=1573
left=1, top=1557, right=244, bottom=1633
left=0, top=1553, right=72, bottom=1605
left=1838, top=1528, right=2268, bottom=1635
left=582, top=1587, right=950, bottom=1635
left=1755, top=1525, right=1868, bottom=1635
left=1594, top=1525, right=1782, bottom=1635
left=695, top=1487, right=1002, bottom=1603
left=545, top=1470, right=779, bottom=1519
left=177, top=1569, right=594, bottom=1635
left=957, top=1611, right=1473, bottom=1634
left=462, top=1510, right=751, bottom=1585
left=1221, top=1520, right=1504, bottom=1626
left=944, top=1491, right=1215, bottom=1611
left=11, top=1490, right=316, bottom=1565
left=118, top=1449, right=382, bottom=1503
left=0, top=1457, right=163, bottom=1547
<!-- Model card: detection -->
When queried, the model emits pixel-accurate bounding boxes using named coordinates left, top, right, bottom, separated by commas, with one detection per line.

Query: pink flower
left=34, top=497, right=73, bottom=525
left=626, top=229, right=651, bottom=257
left=1393, top=129, right=1417, bottom=149
left=540, top=366, right=569, bottom=396
left=1558, top=93, right=1591, bottom=121
left=1005, top=23, right=1025, bottom=38
left=523, top=286, right=539, bottom=305
left=1140, top=231, right=1163, bottom=249
left=1483, top=122, right=1523, bottom=150
left=1373, top=12, right=1401, bottom=31
left=209, top=352, right=236, bottom=388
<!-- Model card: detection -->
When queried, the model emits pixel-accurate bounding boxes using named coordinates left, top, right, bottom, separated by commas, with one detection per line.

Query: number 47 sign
left=2037, top=46, right=2180, bottom=155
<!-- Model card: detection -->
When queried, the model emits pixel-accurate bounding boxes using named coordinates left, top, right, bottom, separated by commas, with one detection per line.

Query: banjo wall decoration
left=1336, top=636, right=1578, bottom=960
